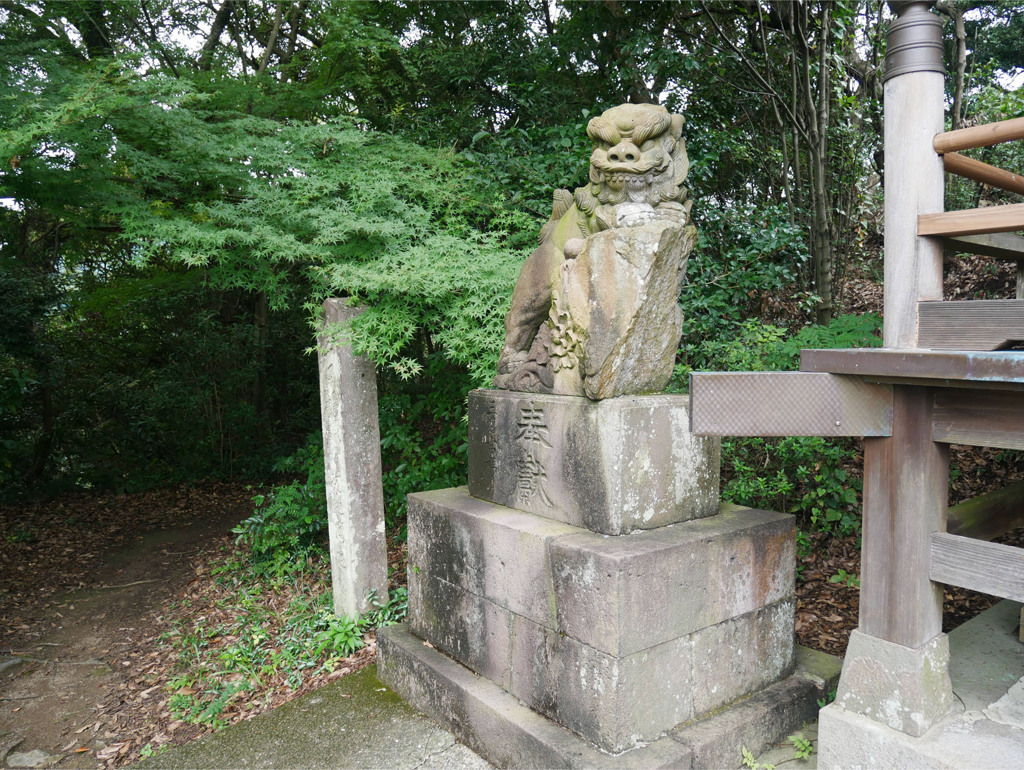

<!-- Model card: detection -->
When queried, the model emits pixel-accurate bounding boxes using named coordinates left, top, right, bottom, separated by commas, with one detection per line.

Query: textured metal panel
left=689, top=372, right=892, bottom=438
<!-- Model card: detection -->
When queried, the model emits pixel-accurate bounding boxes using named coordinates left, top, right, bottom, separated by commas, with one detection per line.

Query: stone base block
left=818, top=702, right=1024, bottom=770
left=819, top=602, right=1024, bottom=769
left=407, top=488, right=796, bottom=752
left=412, top=569, right=794, bottom=752
left=409, top=488, right=794, bottom=658
left=378, top=625, right=838, bottom=770
left=833, top=629, right=953, bottom=737
left=468, top=390, right=719, bottom=535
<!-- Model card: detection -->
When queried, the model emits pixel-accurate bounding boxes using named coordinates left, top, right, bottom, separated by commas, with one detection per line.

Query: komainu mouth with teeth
left=493, top=102, right=691, bottom=394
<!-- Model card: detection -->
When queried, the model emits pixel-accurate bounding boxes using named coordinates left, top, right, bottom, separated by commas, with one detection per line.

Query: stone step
left=378, top=624, right=841, bottom=769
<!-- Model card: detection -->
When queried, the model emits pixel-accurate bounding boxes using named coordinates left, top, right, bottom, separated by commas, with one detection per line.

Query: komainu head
left=585, top=103, right=689, bottom=208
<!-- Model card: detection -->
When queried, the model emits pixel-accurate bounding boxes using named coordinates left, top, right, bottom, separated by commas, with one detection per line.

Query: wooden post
left=855, top=1, right=950, bottom=651
left=882, top=2, right=946, bottom=349
left=860, top=388, right=948, bottom=647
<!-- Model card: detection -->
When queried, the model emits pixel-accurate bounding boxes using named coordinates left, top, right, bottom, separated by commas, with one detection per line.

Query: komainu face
left=586, top=103, right=688, bottom=207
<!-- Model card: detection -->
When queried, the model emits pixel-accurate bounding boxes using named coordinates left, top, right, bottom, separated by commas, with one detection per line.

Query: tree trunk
left=23, top=369, right=55, bottom=487
left=254, top=291, right=270, bottom=443
left=811, top=152, right=834, bottom=325
left=199, top=0, right=234, bottom=71
left=257, top=2, right=285, bottom=75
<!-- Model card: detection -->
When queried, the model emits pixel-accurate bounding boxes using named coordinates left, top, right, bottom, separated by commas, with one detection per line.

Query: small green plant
left=741, top=746, right=775, bottom=770
left=5, top=528, right=34, bottom=543
left=233, top=435, right=328, bottom=574
left=793, top=461, right=861, bottom=538
left=817, top=687, right=838, bottom=708
left=722, top=435, right=861, bottom=538
left=167, top=681, right=248, bottom=729
left=788, top=732, right=814, bottom=760
left=161, top=548, right=411, bottom=730
left=795, top=529, right=812, bottom=559
left=139, top=743, right=168, bottom=759
left=364, top=587, right=409, bottom=626
left=829, top=569, right=860, bottom=588
left=313, top=614, right=365, bottom=657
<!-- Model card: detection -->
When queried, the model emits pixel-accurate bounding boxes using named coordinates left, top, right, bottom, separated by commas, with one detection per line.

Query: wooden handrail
left=940, top=232, right=1024, bottom=260
left=948, top=479, right=1024, bottom=542
left=934, top=116, right=1024, bottom=154
left=919, top=202, right=1024, bottom=237
left=931, top=532, right=1024, bottom=602
left=943, top=152, right=1024, bottom=196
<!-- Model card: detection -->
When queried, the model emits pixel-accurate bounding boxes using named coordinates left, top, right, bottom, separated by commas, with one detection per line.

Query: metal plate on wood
left=689, top=372, right=892, bottom=437
left=918, top=299, right=1024, bottom=351
left=931, top=532, right=1024, bottom=602
left=932, top=388, right=1024, bottom=450
left=801, top=348, right=1024, bottom=387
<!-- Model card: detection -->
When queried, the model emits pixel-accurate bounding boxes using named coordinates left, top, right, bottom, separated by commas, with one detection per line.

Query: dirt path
left=1, top=486, right=252, bottom=769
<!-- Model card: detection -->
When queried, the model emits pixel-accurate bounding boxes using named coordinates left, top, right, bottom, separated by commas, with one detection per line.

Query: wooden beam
left=918, top=300, right=1024, bottom=351
left=948, top=480, right=1024, bottom=542
left=688, top=372, right=892, bottom=437
left=934, top=117, right=1024, bottom=154
left=801, top=348, right=1024, bottom=387
left=930, top=532, right=1024, bottom=602
left=932, top=388, right=1024, bottom=450
left=942, top=152, right=1024, bottom=196
left=860, top=389, right=947, bottom=647
left=918, top=203, right=1024, bottom=237
left=940, top=232, right=1024, bottom=261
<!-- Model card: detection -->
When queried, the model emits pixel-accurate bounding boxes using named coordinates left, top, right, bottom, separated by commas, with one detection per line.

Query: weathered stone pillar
left=318, top=299, right=388, bottom=617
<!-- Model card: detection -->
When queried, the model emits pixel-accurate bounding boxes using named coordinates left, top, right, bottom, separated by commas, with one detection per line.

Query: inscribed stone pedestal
left=468, top=388, right=719, bottom=535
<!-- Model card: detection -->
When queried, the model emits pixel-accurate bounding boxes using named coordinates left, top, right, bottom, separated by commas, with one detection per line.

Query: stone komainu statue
left=493, top=103, right=696, bottom=400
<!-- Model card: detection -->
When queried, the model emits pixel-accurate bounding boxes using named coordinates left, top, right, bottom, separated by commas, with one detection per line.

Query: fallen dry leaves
left=0, top=481, right=258, bottom=649
left=49, top=534, right=390, bottom=768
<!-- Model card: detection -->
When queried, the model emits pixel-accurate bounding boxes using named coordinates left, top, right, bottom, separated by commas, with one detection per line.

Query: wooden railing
left=692, top=6, right=1023, bottom=747
left=947, top=479, right=1024, bottom=541
left=938, top=481, right=1024, bottom=605
left=914, top=116, right=1024, bottom=349
left=921, top=116, right=1024, bottom=238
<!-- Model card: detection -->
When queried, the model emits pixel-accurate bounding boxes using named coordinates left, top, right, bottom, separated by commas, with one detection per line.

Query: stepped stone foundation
left=378, top=389, right=839, bottom=767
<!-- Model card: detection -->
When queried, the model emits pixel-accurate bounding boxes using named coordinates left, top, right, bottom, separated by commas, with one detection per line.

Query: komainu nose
left=607, top=141, right=641, bottom=163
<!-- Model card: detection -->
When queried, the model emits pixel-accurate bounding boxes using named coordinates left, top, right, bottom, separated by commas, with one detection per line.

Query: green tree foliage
left=0, top=1, right=531, bottom=495
left=2, top=0, right=1021, bottom=524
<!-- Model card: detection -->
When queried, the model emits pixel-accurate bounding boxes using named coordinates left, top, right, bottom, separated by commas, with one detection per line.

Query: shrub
left=233, top=435, right=328, bottom=573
